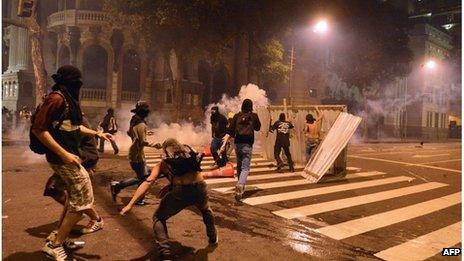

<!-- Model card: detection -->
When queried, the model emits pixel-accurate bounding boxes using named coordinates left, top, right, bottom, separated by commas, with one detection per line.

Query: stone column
left=16, top=27, right=30, bottom=71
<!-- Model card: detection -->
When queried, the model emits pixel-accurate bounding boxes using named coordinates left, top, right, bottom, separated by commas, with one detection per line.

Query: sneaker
left=63, top=240, right=85, bottom=251
left=208, top=233, right=218, bottom=247
left=42, top=241, right=71, bottom=261
left=135, top=199, right=147, bottom=206
left=110, top=182, right=119, bottom=202
left=289, top=166, right=295, bottom=172
left=234, top=185, right=245, bottom=202
left=46, top=230, right=58, bottom=242
left=80, top=218, right=104, bottom=234
left=113, top=148, right=119, bottom=155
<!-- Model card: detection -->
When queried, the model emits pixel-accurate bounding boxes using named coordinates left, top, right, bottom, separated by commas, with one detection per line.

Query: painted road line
left=273, top=182, right=447, bottom=219
left=351, top=148, right=461, bottom=157
left=317, top=192, right=461, bottom=240
left=374, top=222, right=461, bottom=261
left=412, top=153, right=450, bottom=158
left=213, top=171, right=385, bottom=194
left=244, top=173, right=412, bottom=206
left=205, top=172, right=299, bottom=185
left=420, top=159, right=461, bottom=165
left=348, top=155, right=461, bottom=173
left=346, top=167, right=361, bottom=171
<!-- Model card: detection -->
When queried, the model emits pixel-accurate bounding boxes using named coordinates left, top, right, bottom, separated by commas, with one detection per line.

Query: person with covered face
left=210, top=106, right=229, bottom=168
left=270, top=113, right=295, bottom=172
left=110, top=101, right=157, bottom=205
left=221, top=99, right=261, bottom=202
left=120, top=138, right=217, bottom=260
left=31, top=65, right=112, bottom=260
left=98, top=108, right=119, bottom=154
left=303, top=107, right=323, bottom=162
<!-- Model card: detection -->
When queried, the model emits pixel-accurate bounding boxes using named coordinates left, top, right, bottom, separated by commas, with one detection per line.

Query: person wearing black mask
left=221, top=99, right=261, bottom=202
left=210, top=106, right=229, bottom=168
left=98, top=108, right=119, bottom=154
left=110, top=101, right=158, bottom=205
left=270, top=113, right=295, bottom=172
left=31, top=65, right=112, bottom=260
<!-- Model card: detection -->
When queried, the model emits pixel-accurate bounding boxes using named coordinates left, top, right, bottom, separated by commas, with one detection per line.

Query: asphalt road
left=2, top=142, right=461, bottom=260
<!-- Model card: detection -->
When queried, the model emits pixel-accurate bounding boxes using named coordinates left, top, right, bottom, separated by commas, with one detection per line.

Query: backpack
left=235, top=112, right=254, bottom=136
left=29, top=91, right=69, bottom=154
left=163, top=145, right=203, bottom=176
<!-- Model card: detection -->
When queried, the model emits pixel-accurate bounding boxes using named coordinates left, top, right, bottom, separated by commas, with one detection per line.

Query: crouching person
left=120, top=138, right=217, bottom=260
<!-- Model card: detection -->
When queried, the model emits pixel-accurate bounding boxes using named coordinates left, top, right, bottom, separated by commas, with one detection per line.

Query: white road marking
left=213, top=171, right=385, bottom=194
left=348, top=155, right=461, bottom=173
left=272, top=182, right=447, bottom=219
left=346, top=167, right=361, bottom=171
left=244, top=174, right=411, bottom=206
left=374, top=222, right=461, bottom=261
left=419, top=159, right=462, bottom=165
left=412, top=153, right=449, bottom=158
left=351, top=148, right=461, bottom=157
left=205, top=172, right=299, bottom=185
left=317, top=192, right=461, bottom=240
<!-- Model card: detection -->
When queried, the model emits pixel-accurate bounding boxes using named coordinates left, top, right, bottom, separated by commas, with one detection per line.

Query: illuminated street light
left=425, top=60, right=436, bottom=69
left=313, top=20, right=329, bottom=34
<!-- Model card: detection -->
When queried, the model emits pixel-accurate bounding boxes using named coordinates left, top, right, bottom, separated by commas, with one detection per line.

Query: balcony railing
left=121, top=91, right=140, bottom=102
left=48, top=10, right=108, bottom=28
left=80, top=88, right=106, bottom=101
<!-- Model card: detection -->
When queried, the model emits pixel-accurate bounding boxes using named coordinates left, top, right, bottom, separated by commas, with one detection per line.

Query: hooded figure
left=210, top=106, right=228, bottom=168
left=270, top=112, right=295, bottom=172
left=51, top=65, right=83, bottom=125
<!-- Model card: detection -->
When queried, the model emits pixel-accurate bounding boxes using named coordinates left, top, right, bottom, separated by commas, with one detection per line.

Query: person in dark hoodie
left=110, top=101, right=157, bottom=205
left=210, top=106, right=229, bottom=168
left=98, top=108, right=119, bottom=154
left=221, top=99, right=261, bottom=202
left=31, top=65, right=112, bottom=260
left=270, top=113, right=295, bottom=172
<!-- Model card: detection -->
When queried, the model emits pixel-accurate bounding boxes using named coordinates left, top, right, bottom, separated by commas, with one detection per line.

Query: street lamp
left=425, top=60, right=437, bottom=70
left=289, top=19, right=330, bottom=105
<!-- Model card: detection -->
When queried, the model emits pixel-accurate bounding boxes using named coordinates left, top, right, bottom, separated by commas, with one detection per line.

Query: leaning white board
left=302, top=112, right=362, bottom=183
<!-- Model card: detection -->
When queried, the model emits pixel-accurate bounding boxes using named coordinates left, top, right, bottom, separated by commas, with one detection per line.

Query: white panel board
left=302, top=112, right=362, bottom=183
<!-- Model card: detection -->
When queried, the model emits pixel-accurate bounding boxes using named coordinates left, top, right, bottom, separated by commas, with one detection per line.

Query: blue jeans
left=305, top=141, right=319, bottom=162
left=235, top=143, right=252, bottom=186
left=211, top=137, right=228, bottom=167
left=117, top=162, right=149, bottom=201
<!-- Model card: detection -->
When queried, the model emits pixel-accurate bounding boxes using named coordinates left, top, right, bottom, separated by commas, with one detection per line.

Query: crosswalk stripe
left=346, top=167, right=361, bottom=171
left=374, top=222, right=462, bottom=261
left=205, top=172, right=299, bottom=185
left=213, top=171, right=386, bottom=194
left=317, top=192, right=461, bottom=240
left=272, top=182, right=448, bottom=219
left=243, top=174, right=406, bottom=205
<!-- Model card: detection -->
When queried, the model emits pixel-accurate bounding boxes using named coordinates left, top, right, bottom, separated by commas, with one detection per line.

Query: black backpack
left=163, top=145, right=203, bottom=176
left=235, top=112, right=254, bottom=136
left=29, top=91, right=69, bottom=154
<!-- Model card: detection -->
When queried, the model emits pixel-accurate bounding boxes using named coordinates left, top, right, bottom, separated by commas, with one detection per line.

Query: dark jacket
left=227, top=112, right=261, bottom=145
left=210, top=112, right=228, bottom=139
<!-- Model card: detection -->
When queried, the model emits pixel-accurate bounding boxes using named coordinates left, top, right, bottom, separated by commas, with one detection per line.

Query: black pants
left=99, top=138, right=119, bottom=153
left=274, top=144, right=294, bottom=168
left=153, top=181, right=217, bottom=256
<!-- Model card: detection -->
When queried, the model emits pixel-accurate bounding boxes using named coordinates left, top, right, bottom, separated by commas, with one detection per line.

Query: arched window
left=198, top=60, right=211, bottom=107
left=82, top=45, right=108, bottom=89
left=122, top=49, right=141, bottom=92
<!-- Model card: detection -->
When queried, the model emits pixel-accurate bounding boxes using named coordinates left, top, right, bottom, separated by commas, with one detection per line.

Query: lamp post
left=288, top=19, right=329, bottom=106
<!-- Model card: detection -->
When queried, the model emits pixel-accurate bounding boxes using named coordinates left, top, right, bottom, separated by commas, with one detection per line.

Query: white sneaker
left=80, top=218, right=104, bottom=234
left=42, top=241, right=72, bottom=261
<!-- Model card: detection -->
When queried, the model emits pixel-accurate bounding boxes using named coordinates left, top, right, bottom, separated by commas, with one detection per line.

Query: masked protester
left=270, top=113, right=295, bottom=172
left=221, top=99, right=261, bottom=202
left=98, top=108, right=119, bottom=154
left=210, top=106, right=229, bottom=168
left=110, top=101, right=157, bottom=205
left=303, top=107, right=323, bottom=162
left=120, top=138, right=217, bottom=260
left=31, top=65, right=112, bottom=260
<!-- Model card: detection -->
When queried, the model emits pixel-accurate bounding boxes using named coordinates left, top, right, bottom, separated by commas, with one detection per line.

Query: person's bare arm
left=80, top=125, right=112, bottom=141
left=120, top=162, right=161, bottom=215
left=32, top=129, right=81, bottom=166
left=315, top=107, right=323, bottom=123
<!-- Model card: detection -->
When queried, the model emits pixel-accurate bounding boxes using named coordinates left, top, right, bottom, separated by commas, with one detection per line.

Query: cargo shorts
left=50, top=163, right=94, bottom=212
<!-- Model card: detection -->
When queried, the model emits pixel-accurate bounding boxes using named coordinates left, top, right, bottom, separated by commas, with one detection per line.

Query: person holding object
left=303, top=107, right=323, bottom=162
left=120, top=138, right=217, bottom=260
left=31, top=65, right=112, bottom=261
left=270, top=113, right=295, bottom=172
left=210, top=106, right=229, bottom=168
left=98, top=108, right=119, bottom=154
left=220, top=99, right=261, bottom=202
left=110, top=101, right=158, bottom=205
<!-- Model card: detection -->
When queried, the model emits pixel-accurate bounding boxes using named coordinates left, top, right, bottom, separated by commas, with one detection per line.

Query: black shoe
left=110, top=182, right=119, bottom=202
left=289, top=166, right=295, bottom=172
left=113, top=149, right=119, bottom=155
left=208, top=233, right=218, bottom=247
left=135, top=200, right=147, bottom=206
